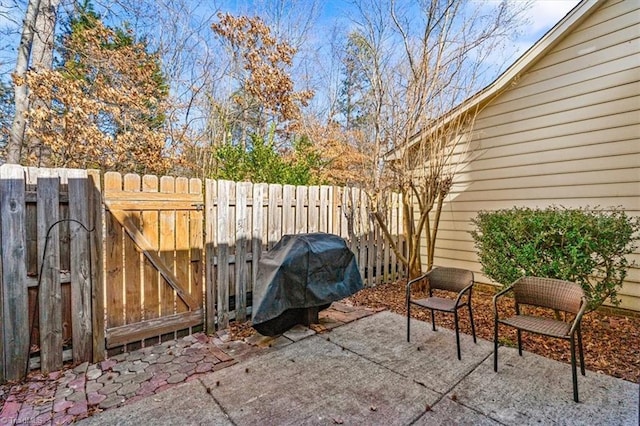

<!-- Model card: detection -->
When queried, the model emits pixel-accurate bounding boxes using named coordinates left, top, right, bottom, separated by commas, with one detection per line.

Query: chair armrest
left=569, top=296, right=588, bottom=335
left=406, top=271, right=431, bottom=290
left=454, top=282, right=474, bottom=306
left=492, top=284, right=515, bottom=319
left=406, top=271, right=431, bottom=299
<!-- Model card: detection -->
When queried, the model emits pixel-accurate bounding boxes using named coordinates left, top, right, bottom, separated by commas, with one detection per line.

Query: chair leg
left=430, top=309, right=436, bottom=331
left=577, top=326, right=585, bottom=376
left=517, top=329, right=523, bottom=356
left=407, top=302, right=411, bottom=343
left=570, top=336, right=579, bottom=403
left=454, top=311, right=461, bottom=360
left=493, top=318, right=499, bottom=372
left=469, top=304, right=477, bottom=343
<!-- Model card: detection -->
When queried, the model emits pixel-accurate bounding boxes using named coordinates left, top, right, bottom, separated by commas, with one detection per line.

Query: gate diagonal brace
left=106, top=205, right=198, bottom=310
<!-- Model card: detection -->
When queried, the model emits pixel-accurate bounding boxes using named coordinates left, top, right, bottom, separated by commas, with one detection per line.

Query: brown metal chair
left=406, top=267, right=476, bottom=360
left=493, top=276, right=588, bottom=402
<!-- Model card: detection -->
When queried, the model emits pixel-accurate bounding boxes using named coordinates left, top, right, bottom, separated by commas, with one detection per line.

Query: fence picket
left=104, top=173, right=125, bottom=333
left=267, top=184, right=282, bottom=249
left=354, top=189, right=366, bottom=280
left=235, top=182, right=250, bottom=322
left=295, top=186, right=308, bottom=234
left=67, top=169, right=93, bottom=363
left=252, top=184, right=266, bottom=295
left=383, top=194, right=391, bottom=283
left=142, top=175, right=160, bottom=327
left=333, top=186, right=342, bottom=236
left=319, top=186, right=329, bottom=233
left=308, top=186, right=319, bottom=233
left=159, top=176, right=176, bottom=322
left=0, top=165, right=29, bottom=381
left=124, top=174, right=142, bottom=327
left=37, top=168, right=62, bottom=373
left=87, top=169, right=105, bottom=362
left=175, top=177, right=190, bottom=314
left=216, top=180, right=231, bottom=329
left=205, top=179, right=217, bottom=332
left=189, top=179, right=203, bottom=313
left=282, top=185, right=295, bottom=235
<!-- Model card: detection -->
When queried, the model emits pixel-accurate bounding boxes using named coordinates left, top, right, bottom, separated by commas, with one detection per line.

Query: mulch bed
left=344, top=280, right=640, bottom=384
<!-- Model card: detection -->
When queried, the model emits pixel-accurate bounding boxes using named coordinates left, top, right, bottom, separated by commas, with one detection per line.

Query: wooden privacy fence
left=205, top=180, right=405, bottom=330
left=0, top=165, right=404, bottom=382
left=0, top=165, right=101, bottom=382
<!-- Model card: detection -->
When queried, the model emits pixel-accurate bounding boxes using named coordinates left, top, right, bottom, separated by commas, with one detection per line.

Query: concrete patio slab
left=452, top=346, right=639, bottom=425
left=200, top=334, right=440, bottom=425
left=76, top=310, right=639, bottom=425
left=77, top=380, right=232, bottom=426
left=328, top=311, right=495, bottom=394
left=414, top=397, right=502, bottom=425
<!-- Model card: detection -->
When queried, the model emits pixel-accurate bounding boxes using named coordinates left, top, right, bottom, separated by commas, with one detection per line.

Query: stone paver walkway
left=0, top=303, right=379, bottom=425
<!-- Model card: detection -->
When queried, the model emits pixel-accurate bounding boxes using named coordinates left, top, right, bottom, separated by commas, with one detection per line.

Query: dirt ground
left=343, top=280, right=640, bottom=384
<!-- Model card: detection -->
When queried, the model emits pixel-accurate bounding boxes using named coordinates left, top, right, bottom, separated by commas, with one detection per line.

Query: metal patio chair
left=406, top=267, right=476, bottom=360
left=493, top=276, right=588, bottom=402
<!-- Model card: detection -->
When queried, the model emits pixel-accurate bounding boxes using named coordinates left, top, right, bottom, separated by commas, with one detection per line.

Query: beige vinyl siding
left=424, top=0, right=640, bottom=311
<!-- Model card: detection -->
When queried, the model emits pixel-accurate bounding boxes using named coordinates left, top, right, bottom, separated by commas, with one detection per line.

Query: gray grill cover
left=252, top=233, right=363, bottom=335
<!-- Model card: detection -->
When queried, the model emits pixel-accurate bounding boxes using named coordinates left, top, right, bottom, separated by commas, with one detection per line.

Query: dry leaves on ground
left=344, top=280, right=640, bottom=384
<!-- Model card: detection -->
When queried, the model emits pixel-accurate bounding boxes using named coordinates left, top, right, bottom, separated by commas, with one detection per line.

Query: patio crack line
left=196, top=378, right=238, bottom=426
left=322, top=338, right=445, bottom=393
left=420, top=350, right=507, bottom=426
left=322, top=339, right=426, bottom=383
left=325, top=339, right=506, bottom=426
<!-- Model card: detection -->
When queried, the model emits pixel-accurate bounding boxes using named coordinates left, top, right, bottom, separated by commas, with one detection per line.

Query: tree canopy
left=1, top=0, right=531, bottom=191
left=22, top=4, right=170, bottom=173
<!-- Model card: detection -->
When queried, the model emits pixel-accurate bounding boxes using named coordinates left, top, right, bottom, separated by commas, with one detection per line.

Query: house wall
left=426, top=0, right=640, bottom=311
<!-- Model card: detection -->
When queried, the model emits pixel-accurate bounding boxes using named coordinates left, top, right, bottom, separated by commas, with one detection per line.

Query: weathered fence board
left=141, top=175, right=160, bottom=333
left=205, top=179, right=217, bottom=332
left=176, top=177, right=190, bottom=315
left=0, top=165, right=29, bottom=381
left=159, top=176, right=176, bottom=320
left=67, top=169, right=93, bottom=364
left=124, top=174, right=142, bottom=328
left=189, top=179, right=204, bottom=311
left=215, top=180, right=231, bottom=329
left=87, top=169, right=104, bottom=363
left=283, top=185, right=295, bottom=235
left=252, top=184, right=266, bottom=292
left=37, top=169, right=62, bottom=373
left=105, top=173, right=125, bottom=330
left=267, top=184, right=282, bottom=249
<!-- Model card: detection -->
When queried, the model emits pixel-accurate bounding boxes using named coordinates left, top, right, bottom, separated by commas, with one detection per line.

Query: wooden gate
left=102, top=172, right=204, bottom=353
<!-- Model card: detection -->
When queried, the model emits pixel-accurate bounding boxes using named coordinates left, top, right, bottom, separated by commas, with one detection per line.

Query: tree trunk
left=7, top=0, right=41, bottom=164
left=30, top=0, right=59, bottom=71
left=7, top=0, right=59, bottom=165
left=28, top=0, right=60, bottom=166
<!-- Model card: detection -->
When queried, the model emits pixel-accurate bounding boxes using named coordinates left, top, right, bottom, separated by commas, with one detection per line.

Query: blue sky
left=0, top=0, right=580, bottom=79
left=511, top=0, right=581, bottom=53
left=0, top=0, right=582, bottom=125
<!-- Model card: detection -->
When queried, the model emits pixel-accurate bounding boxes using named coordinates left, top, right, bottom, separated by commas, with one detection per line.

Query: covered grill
left=252, top=233, right=363, bottom=336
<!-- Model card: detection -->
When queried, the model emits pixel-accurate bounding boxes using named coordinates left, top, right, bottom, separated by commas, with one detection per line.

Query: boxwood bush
left=470, top=206, right=640, bottom=311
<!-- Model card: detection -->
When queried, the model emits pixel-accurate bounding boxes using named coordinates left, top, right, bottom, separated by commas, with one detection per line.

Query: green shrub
left=470, top=206, right=640, bottom=311
left=212, top=134, right=326, bottom=185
